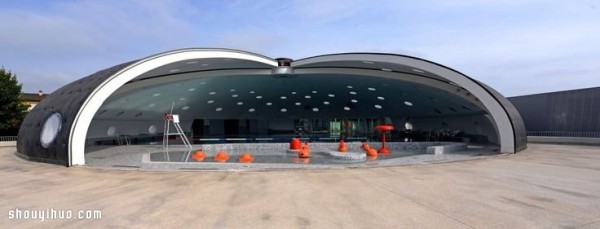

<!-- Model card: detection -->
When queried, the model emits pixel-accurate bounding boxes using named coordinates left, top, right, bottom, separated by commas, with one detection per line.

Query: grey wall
left=508, top=87, right=600, bottom=133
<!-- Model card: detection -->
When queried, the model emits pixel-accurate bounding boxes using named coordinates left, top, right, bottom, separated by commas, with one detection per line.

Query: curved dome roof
left=17, top=48, right=526, bottom=166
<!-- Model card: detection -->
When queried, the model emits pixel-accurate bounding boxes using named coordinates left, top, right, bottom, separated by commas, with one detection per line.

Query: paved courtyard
left=1, top=143, right=599, bottom=228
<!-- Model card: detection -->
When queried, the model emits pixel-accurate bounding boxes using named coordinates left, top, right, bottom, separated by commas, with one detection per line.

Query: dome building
left=17, top=48, right=526, bottom=166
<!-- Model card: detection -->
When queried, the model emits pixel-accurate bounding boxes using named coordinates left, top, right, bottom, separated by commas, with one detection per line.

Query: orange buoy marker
left=238, top=152, right=254, bottom=163
left=375, top=125, right=394, bottom=154
left=361, top=143, right=378, bottom=157
left=191, top=150, right=206, bottom=161
left=338, top=139, right=348, bottom=152
left=290, top=138, right=301, bottom=150
left=298, top=142, right=310, bottom=158
left=214, top=151, right=230, bottom=162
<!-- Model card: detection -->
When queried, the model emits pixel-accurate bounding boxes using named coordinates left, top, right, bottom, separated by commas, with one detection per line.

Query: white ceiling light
left=249, top=108, right=255, bottom=112
left=328, top=94, right=335, bottom=97
left=237, top=102, right=243, bottom=105
left=209, top=91, right=216, bottom=95
left=312, top=91, right=317, bottom=94
left=169, top=69, right=180, bottom=73
left=179, top=97, right=185, bottom=101
left=186, top=61, right=198, bottom=64
left=256, top=95, right=263, bottom=99
left=347, top=86, right=353, bottom=89
left=312, top=108, right=319, bottom=112
left=250, top=91, right=255, bottom=94
left=295, top=102, right=301, bottom=106
left=207, top=100, right=214, bottom=104
left=305, top=95, right=311, bottom=99
left=344, top=107, right=351, bottom=111
left=362, top=61, right=374, bottom=64
left=230, top=89, right=236, bottom=92
left=323, top=101, right=330, bottom=105
left=351, top=99, right=358, bottom=103
left=232, top=94, right=239, bottom=98
left=404, top=101, right=413, bottom=106
left=280, top=108, right=287, bottom=112
left=280, top=96, right=287, bottom=99
left=381, top=68, right=392, bottom=72
left=152, top=93, right=161, bottom=97
left=377, top=96, right=385, bottom=100
left=349, top=91, right=357, bottom=95
left=148, top=103, right=156, bottom=108
left=188, top=88, right=196, bottom=92
left=216, top=107, right=222, bottom=111
left=368, top=87, right=376, bottom=91
left=182, top=106, right=190, bottom=110
left=266, top=102, right=272, bottom=106
left=374, top=105, right=382, bottom=109
left=291, top=91, right=297, bottom=95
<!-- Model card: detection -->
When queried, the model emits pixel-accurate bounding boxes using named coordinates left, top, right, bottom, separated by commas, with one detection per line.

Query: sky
left=1, top=0, right=598, bottom=97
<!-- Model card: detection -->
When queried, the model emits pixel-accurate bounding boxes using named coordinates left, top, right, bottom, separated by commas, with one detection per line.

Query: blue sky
left=1, top=0, right=598, bottom=96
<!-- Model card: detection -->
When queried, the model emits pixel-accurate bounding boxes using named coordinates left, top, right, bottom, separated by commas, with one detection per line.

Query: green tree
left=0, top=67, right=28, bottom=135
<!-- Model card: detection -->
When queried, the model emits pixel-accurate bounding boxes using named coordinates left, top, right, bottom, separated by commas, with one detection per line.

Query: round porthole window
left=148, top=125, right=157, bottom=134
left=107, top=126, right=117, bottom=136
left=40, top=113, right=62, bottom=148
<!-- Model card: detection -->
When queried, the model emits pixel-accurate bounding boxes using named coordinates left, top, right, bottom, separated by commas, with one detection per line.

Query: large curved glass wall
left=85, top=69, right=498, bottom=153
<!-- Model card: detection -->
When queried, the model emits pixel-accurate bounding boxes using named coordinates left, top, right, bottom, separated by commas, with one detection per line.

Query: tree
left=0, top=67, right=28, bottom=135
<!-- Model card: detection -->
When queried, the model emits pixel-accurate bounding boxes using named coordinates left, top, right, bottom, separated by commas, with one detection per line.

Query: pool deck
left=1, top=143, right=599, bottom=228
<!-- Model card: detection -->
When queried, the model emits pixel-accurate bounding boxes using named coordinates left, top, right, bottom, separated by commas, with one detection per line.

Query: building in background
left=509, top=87, right=600, bottom=138
left=20, top=90, right=47, bottom=111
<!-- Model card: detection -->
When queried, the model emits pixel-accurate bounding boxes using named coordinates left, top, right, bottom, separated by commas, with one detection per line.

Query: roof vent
left=272, top=58, right=295, bottom=76
left=276, top=58, right=293, bottom=66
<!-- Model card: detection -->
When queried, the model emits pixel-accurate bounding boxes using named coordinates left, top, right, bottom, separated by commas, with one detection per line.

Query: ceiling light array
left=170, top=84, right=419, bottom=115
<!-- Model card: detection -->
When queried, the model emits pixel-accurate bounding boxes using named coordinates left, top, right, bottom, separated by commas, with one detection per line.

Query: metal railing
left=527, top=131, right=600, bottom=138
left=0, top=136, right=18, bottom=141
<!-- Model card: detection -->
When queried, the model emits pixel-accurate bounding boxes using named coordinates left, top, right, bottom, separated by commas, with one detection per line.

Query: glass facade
left=85, top=70, right=495, bottom=151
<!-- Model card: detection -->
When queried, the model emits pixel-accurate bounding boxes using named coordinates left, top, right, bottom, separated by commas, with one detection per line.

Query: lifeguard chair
left=163, top=113, right=192, bottom=151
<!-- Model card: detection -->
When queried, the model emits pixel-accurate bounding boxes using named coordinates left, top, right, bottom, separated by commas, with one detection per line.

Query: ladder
left=163, top=113, right=192, bottom=152
left=117, top=134, right=131, bottom=146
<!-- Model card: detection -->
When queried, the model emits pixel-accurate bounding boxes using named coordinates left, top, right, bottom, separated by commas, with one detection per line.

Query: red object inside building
left=375, top=125, right=394, bottom=154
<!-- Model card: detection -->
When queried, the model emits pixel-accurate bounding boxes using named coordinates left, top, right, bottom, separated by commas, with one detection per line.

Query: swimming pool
left=149, top=149, right=426, bottom=164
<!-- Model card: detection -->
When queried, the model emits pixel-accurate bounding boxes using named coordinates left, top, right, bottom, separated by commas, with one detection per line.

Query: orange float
left=298, top=142, right=310, bottom=158
left=214, top=151, right=230, bottom=162
left=238, top=152, right=254, bottom=163
left=375, top=125, right=394, bottom=154
left=361, top=143, right=378, bottom=157
left=191, top=150, right=206, bottom=161
left=337, top=139, right=348, bottom=152
left=290, top=138, right=301, bottom=150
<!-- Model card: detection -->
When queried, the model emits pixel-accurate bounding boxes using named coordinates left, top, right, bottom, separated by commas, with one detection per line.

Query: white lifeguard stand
left=163, top=113, right=192, bottom=152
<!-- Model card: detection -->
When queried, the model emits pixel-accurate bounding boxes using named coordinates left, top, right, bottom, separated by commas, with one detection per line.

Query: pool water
left=149, top=149, right=425, bottom=165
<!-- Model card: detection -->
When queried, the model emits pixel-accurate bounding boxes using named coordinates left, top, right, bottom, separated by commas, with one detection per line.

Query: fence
left=0, top=136, right=18, bottom=141
left=527, top=131, right=600, bottom=138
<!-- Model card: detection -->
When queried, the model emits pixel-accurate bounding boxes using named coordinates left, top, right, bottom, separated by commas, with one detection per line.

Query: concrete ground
left=1, top=144, right=599, bottom=228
